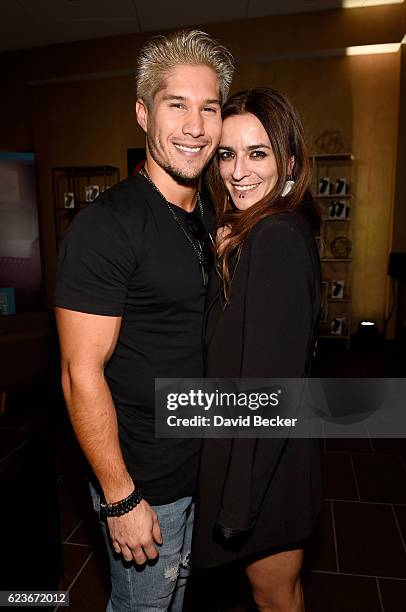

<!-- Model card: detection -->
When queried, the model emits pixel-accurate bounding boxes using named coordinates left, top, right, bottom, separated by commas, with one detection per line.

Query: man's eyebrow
left=161, top=95, right=221, bottom=105
left=162, top=95, right=187, bottom=101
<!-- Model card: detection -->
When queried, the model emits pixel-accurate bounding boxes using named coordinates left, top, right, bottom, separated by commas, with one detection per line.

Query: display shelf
left=53, top=165, right=120, bottom=249
left=311, top=154, right=354, bottom=348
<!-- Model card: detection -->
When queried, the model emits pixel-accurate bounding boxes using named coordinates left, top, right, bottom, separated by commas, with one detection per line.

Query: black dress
left=193, top=211, right=323, bottom=568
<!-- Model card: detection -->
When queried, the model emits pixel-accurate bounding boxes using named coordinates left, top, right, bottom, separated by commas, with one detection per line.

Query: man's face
left=137, top=64, right=222, bottom=184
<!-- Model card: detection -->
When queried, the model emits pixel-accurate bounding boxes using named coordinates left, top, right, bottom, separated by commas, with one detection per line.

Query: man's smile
left=173, top=143, right=206, bottom=154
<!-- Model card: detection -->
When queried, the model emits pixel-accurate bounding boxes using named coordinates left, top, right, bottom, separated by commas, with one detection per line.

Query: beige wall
left=393, top=44, right=406, bottom=253
left=0, top=4, right=404, bottom=333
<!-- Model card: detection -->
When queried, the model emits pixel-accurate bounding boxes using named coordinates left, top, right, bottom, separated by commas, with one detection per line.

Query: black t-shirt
left=55, top=173, right=214, bottom=505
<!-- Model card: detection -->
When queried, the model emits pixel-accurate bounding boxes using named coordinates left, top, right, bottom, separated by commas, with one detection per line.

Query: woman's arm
left=216, top=216, right=318, bottom=537
left=241, top=216, right=315, bottom=377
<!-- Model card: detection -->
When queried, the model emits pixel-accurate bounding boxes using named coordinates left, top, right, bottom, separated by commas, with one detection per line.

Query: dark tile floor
left=2, top=340, right=406, bottom=610
left=53, top=431, right=406, bottom=611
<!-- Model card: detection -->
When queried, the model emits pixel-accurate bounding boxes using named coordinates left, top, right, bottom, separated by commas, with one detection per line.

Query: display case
left=53, top=165, right=120, bottom=248
left=312, top=154, right=354, bottom=347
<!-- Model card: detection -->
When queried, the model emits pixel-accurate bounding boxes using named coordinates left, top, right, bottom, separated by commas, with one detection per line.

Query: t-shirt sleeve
left=241, top=217, right=316, bottom=377
left=54, top=202, right=137, bottom=316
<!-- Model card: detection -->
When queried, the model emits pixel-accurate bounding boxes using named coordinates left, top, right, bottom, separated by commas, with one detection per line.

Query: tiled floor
left=2, top=341, right=406, bottom=610
left=52, top=424, right=406, bottom=610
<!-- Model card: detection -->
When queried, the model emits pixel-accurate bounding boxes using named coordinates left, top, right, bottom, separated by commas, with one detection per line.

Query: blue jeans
left=89, top=483, right=194, bottom=612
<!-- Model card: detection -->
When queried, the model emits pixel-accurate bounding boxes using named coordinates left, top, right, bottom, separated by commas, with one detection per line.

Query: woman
left=193, top=88, right=323, bottom=611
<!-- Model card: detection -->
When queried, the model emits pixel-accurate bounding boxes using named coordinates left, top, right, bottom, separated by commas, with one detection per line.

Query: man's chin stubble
left=147, top=137, right=203, bottom=187
left=163, top=164, right=200, bottom=187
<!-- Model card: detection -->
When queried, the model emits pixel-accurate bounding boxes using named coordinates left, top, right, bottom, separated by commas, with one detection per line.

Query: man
left=55, top=30, right=234, bottom=611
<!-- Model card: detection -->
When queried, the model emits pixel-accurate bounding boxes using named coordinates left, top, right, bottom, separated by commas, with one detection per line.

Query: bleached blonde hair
left=136, top=29, right=234, bottom=107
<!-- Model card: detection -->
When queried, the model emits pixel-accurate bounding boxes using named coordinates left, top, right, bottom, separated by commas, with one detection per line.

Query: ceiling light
left=342, top=0, right=404, bottom=6
left=346, top=43, right=401, bottom=55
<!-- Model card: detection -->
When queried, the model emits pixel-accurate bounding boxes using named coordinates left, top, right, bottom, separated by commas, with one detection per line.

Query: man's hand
left=107, top=499, right=163, bottom=565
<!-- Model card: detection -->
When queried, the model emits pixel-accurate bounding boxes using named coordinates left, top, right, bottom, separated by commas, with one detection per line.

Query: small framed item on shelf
left=330, top=236, right=352, bottom=259
left=328, top=200, right=349, bottom=219
left=334, top=177, right=348, bottom=196
left=64, top=192, right=75, bottom=208
left=331, top=316, right=346, bottom=336
left=319, top=177, right=331, bottom=196
left=85, top=185, right=100, bottom=202
left=331, top=280, right=344, bottom=299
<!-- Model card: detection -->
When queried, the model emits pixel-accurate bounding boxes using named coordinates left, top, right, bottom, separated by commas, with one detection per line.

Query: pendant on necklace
left=201, top=265, right=208, bottom=288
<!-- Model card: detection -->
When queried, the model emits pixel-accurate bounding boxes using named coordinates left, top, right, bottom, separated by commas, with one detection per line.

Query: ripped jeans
left=89, top=483, right=194, bottom=612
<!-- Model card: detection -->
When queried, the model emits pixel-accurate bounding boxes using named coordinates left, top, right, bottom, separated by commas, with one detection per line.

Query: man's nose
left=182, top=108, right=205, bottom=138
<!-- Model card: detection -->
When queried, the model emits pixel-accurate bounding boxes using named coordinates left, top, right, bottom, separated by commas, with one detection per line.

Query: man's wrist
left=102, top=474, right=135, bottom=504
left=100, top=486, right=143, bottom=520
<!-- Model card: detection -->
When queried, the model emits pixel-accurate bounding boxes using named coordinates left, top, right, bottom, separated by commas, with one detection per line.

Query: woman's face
left=218, top=112, right=279, bottom=211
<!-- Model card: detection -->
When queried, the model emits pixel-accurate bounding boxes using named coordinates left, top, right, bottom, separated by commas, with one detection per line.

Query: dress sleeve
left=216, top=217, right=318, bottom=538
left=54, top=202, right=137, bottom=316
left=241, top=216, right=316, bottom=377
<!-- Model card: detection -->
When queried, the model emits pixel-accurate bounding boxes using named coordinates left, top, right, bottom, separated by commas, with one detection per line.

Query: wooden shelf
left=53, top=165, right=118, bottom=176
left=318, top=334, right=351, bottom=340
left=316, top=194, right=352, bottom=199
left=327, top=298, right=350, bottom=303
left=56, top=205, right=89, bottom=211
left=311, top=153, right=354, bottom=161
left=321, top=258, right=352, bottom=262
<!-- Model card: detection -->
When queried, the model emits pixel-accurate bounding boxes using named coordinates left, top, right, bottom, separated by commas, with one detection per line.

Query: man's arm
left=55, top=307, right=162, bottom=564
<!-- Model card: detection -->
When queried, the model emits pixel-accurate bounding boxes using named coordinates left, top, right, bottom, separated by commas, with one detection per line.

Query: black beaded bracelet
left=100, top=487, right=143, bottom=520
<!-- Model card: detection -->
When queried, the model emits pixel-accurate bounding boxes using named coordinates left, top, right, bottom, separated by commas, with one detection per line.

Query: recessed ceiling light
left=346, top=43, right=401, bottom=54
left=342, top=0, right=404, bottom=6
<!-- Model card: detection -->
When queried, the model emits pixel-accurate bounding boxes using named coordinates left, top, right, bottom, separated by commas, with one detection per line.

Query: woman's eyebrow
left=219, top=144, right=271, bottom=152
left=246, top=144, right=271, bottom=150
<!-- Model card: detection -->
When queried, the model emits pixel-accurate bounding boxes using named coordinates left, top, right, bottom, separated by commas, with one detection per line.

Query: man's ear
left=135, top=98, right=148, bottom=133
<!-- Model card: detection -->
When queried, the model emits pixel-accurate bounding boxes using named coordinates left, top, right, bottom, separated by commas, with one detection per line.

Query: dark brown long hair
left=206, top=87, right=320, bottom=301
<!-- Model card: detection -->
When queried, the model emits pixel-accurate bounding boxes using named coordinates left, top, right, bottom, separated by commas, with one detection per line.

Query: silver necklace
left=140, top=168, right=213, bottom=287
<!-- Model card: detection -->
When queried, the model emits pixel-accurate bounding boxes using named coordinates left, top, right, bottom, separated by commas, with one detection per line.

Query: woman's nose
left=232, top=157, right=250, bottom=181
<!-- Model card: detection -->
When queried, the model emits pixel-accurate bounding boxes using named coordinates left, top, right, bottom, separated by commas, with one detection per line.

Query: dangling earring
left=281, top=175, right=295, bottom=197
